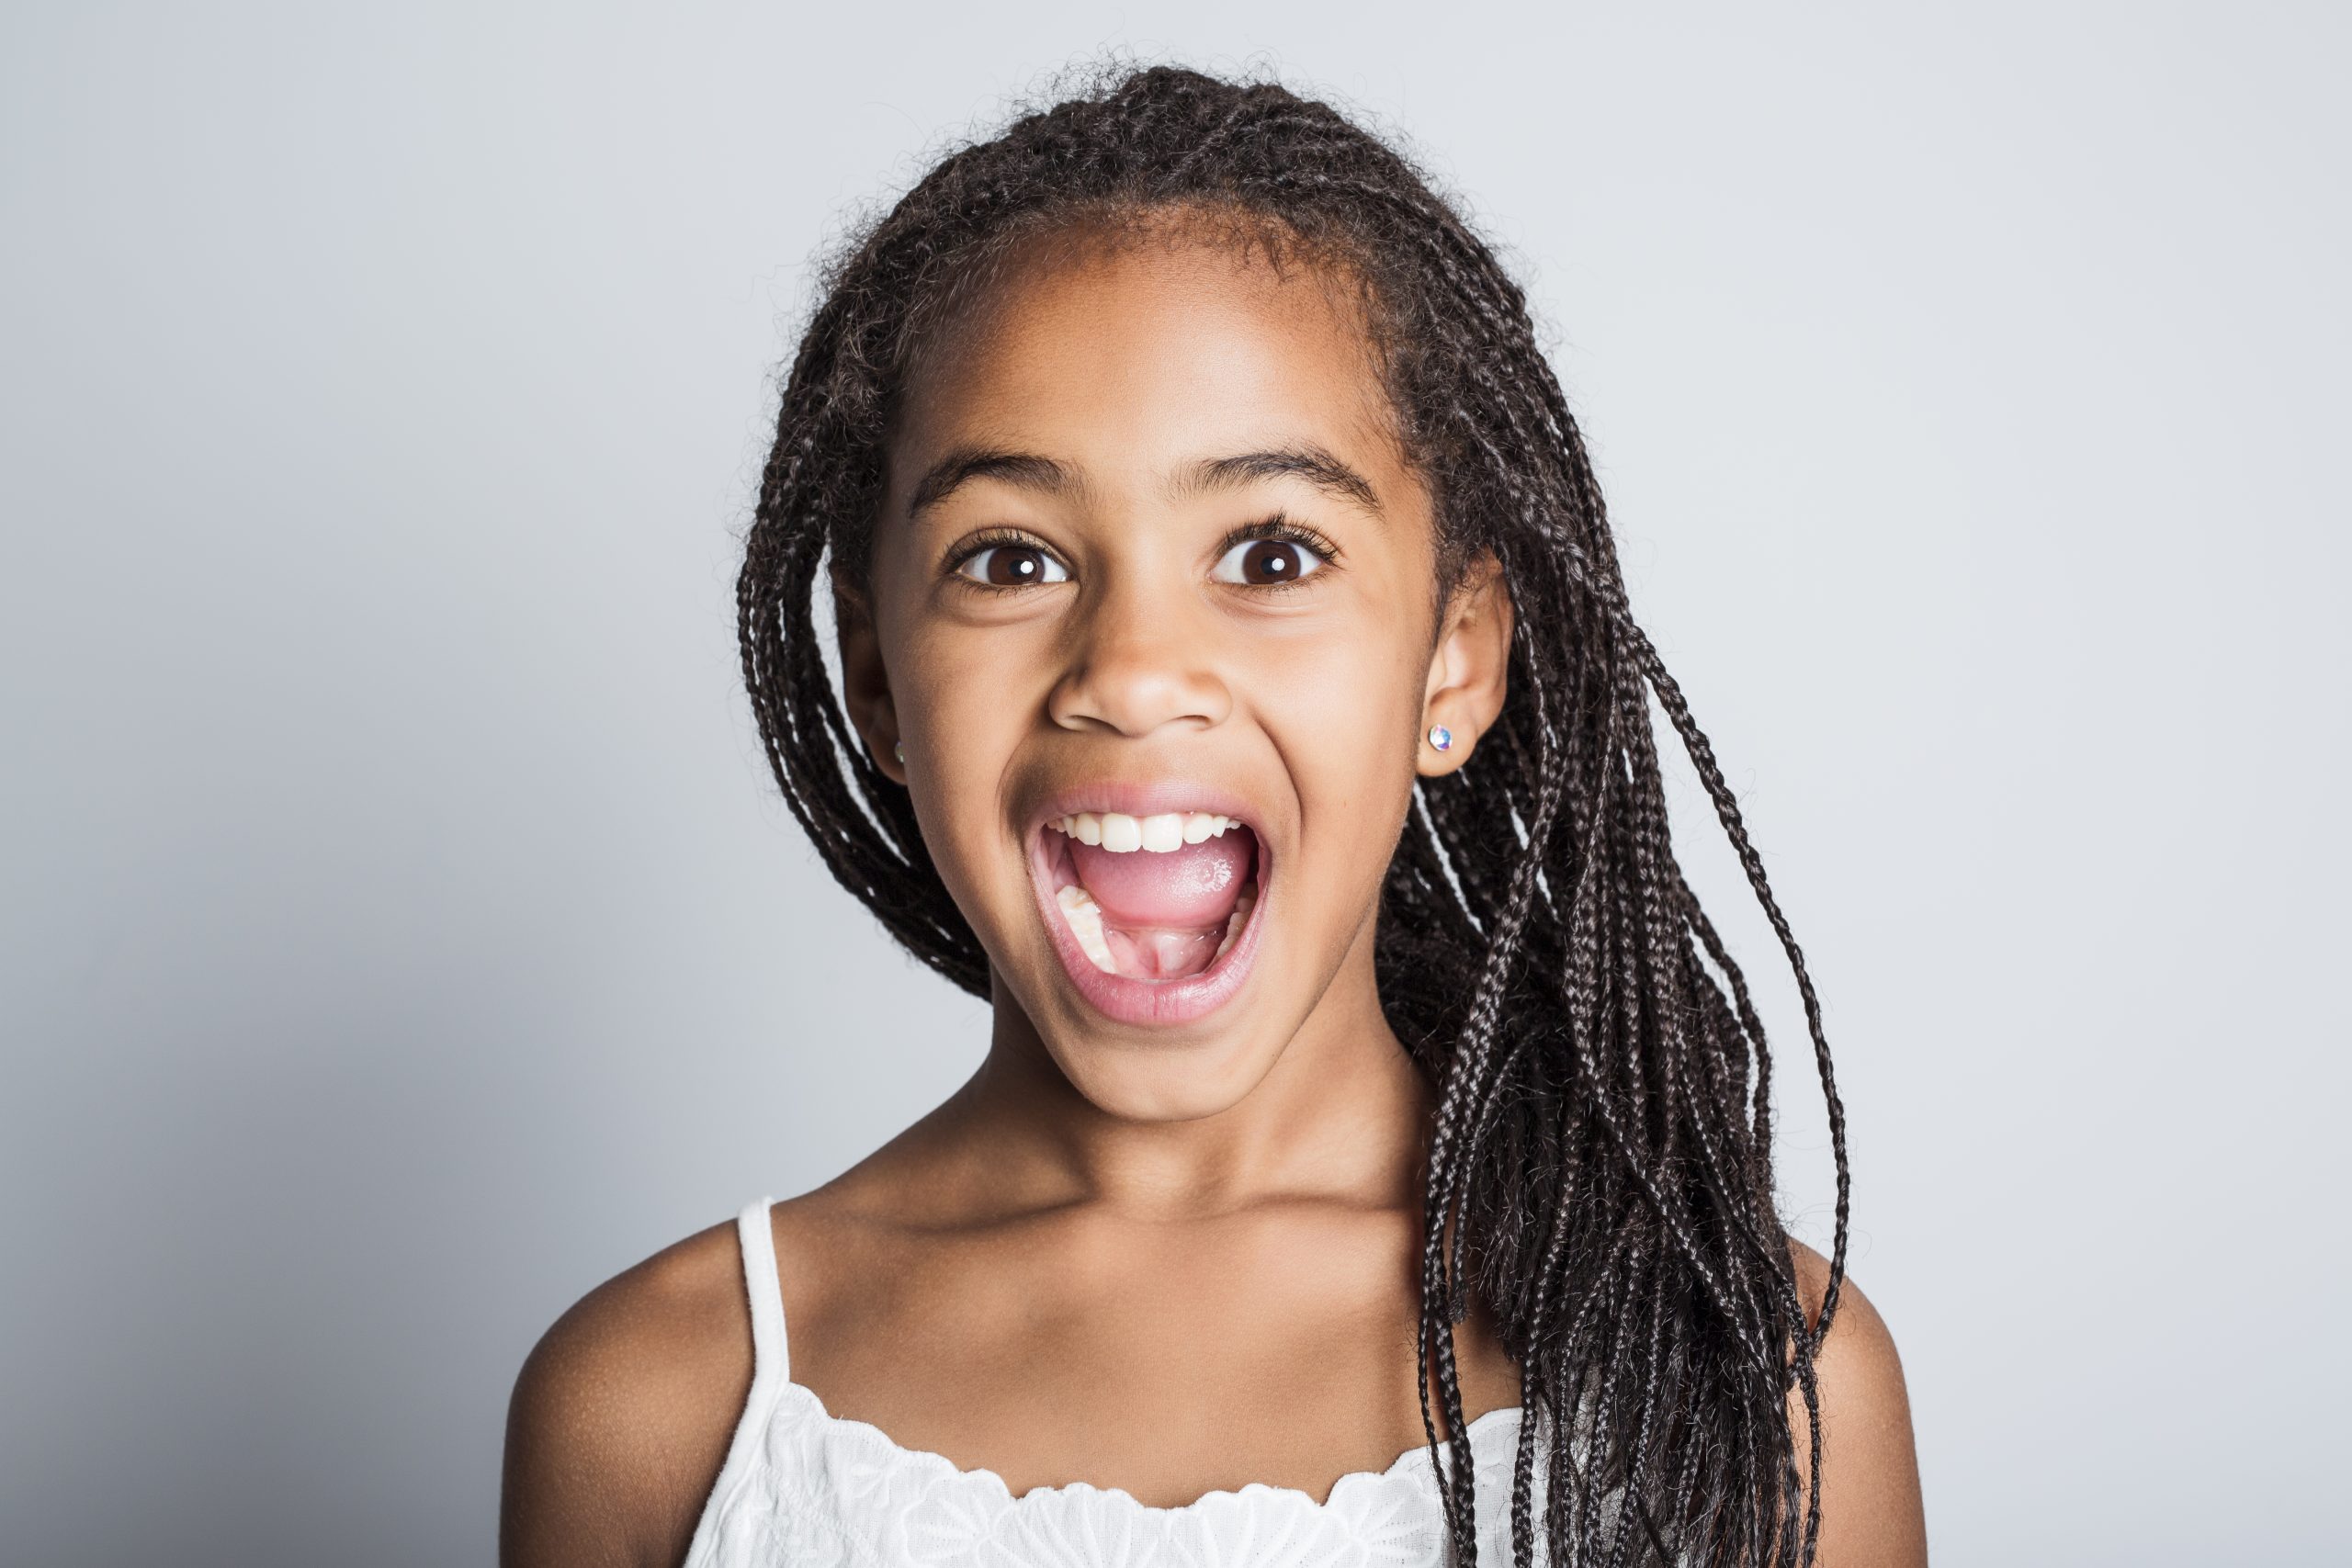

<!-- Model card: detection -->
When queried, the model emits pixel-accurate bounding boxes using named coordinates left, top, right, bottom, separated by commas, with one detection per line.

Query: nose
left=1046, top=576, right=1232, bottom=739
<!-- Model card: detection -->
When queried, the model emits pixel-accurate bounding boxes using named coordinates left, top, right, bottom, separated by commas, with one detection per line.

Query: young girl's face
left=841, top=221, right=1510, bottom=1121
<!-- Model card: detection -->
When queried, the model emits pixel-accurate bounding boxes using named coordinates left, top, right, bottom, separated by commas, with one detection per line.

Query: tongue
left=1069, top=828, right=1253, bottom=929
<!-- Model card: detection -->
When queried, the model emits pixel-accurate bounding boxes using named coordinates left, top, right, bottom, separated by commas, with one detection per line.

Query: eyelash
left=942, top=527, right=1055, bottom=586
left=941, top=516, right=1341, bottom=592
left=1220, top=514, right=1340, bottom=587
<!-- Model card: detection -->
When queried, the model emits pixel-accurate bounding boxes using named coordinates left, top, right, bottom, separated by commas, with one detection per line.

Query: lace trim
left=772, top=1374, right=1532, bottom=1516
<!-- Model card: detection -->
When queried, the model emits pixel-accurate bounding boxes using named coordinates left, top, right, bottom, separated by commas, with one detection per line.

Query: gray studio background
left=5, top=3, right=2346, bottom=1563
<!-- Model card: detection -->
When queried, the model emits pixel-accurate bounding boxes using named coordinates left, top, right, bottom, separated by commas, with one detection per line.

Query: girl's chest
left=783, top=1222, right=1522, bottom=1508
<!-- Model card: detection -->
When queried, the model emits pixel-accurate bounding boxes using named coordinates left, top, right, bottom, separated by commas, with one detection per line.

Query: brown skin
left=502, top=228, right=1928, bottom=1567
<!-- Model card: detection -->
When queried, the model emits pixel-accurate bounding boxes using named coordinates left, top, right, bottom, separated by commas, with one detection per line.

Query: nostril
left=1045, top=650, right=1233, bottom=738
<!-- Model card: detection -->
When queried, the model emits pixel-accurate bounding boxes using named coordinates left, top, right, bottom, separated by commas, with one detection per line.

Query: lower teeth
left=1055, top=882, right=1257, bottom=978
left=1212, top=892, right=1255, bottom=961
left=1054, top=883, right=1118, bottom=972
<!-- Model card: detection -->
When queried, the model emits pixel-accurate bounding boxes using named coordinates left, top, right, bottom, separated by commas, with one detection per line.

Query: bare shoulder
left=1788, top=1238, right=1910, bottom=1429
left=500, top=1214, right=757, bottom=1568
left=1785, top=1237, right=1929, bottom=1566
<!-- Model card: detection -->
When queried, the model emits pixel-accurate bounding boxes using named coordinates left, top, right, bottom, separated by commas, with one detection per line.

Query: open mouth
left=1032, top=807, right=1265, bottom=998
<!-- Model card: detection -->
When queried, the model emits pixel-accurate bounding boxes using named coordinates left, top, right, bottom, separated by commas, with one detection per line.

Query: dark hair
left=738, top=59, right=1849, bottom=1568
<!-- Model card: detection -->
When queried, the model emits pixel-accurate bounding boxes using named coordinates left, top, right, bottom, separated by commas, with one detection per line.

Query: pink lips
left=1023, top=789, right=1272, bottom=1029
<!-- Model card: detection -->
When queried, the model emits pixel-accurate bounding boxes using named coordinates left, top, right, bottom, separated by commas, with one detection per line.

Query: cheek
left=886, top=617, right=1046, bottom=907
left=1250, top=628, right=1419, bottom=750
left=1246, top=601, right=1430, bottom=883
left=1256, top=562, right=1433, bottom=734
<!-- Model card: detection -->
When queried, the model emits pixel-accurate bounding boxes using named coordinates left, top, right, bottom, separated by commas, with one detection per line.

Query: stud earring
left=1427, top=724, right=1453, bottom=752
left=893, top=741, right=905, bottom=763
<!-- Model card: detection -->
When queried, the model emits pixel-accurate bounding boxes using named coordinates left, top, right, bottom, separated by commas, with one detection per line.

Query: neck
left=943, top=932, right=1432, bottom=1221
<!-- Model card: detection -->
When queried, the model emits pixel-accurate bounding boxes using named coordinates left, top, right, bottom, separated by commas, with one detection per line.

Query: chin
left=1035, top=1020, right=1292, bottom=1124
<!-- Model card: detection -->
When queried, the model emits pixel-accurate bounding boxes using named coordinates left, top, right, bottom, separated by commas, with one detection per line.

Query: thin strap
left=680, top=1203, right=790, bottom=1568
left=733, top=1196, right=789, bottom=1382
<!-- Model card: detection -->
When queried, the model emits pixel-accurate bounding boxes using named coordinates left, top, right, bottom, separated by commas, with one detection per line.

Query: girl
left=503, top=62, right=1927, bottom=1568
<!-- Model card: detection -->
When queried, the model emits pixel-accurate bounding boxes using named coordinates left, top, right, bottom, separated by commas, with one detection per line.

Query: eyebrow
left=1174, top=445, right=1383, bottom=518
left=905, top=442, right=1383, bottom=520
left=906, top=447, right=1079, bottom=517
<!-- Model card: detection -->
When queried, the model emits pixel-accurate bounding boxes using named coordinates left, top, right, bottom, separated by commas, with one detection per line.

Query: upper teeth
left=1050, top=811, right=1238, bottom=852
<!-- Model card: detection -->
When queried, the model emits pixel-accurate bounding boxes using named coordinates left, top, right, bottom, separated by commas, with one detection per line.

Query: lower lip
left=1027, top=827, right=1272, bottom=1028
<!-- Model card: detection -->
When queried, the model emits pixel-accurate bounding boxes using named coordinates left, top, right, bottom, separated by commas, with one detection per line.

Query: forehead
left=888, top=230, right=1409, bottom=501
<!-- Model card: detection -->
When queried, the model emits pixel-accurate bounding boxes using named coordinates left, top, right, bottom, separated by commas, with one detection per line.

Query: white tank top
left=681, top=1197, right=1547, bottom=1566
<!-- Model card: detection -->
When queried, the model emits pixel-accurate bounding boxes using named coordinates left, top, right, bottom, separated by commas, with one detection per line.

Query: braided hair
left=738, top=59, right=1849, bottom=1568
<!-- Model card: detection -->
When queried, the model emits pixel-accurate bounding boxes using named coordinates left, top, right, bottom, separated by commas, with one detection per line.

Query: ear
left=832, top=568, right=908, bottom=785
left=1418, top=550, right=1514, bottom=779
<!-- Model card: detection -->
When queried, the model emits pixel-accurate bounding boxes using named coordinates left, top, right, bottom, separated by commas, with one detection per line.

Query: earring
left=1427, top=724, right=1453, bottom=752
left=892, top=741, right=905, bottom=763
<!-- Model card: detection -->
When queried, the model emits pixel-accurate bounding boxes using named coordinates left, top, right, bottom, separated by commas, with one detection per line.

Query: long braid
left=737, top=60, right=1849, bottom=1566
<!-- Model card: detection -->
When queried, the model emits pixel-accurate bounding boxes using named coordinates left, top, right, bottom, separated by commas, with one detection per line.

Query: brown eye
left=956, top=544, right=1069, bottom=587
left=1212, top=537, right=1325, bottom=587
